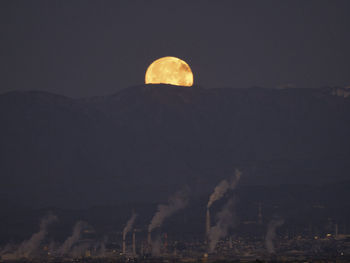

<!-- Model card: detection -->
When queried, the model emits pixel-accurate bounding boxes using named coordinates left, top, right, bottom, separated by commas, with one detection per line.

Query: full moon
left=145, top=56, right=194, bottom=87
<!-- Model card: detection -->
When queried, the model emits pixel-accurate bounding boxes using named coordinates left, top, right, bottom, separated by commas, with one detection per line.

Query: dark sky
left=1, top=0, right=350, bottom=97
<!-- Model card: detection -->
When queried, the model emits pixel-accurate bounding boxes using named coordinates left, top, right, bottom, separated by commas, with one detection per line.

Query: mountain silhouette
left=1, top=85, right=349, bottom=208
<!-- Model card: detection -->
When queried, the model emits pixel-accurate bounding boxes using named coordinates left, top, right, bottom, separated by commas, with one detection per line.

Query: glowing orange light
left=145, top=56, right=193, bottom=87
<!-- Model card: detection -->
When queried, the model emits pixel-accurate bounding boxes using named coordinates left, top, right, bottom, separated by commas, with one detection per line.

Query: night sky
left=1, top=0, right=350, bottom=97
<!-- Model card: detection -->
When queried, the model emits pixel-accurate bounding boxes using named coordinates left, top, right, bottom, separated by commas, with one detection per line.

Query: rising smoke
left=207, top=169, right=241, bottom=252
left=57, top=221, right=88, bottom=256
left=123, top=212, right=138, bottom=239
left=70, top=242, right=91, bottom=258
left=207, top=169, right=241, bottom=208
left=0, top=244, right=14, bottom=257
left=16, top=214, right=58, bottom=258
left=148, top=188, right=189, bottom=233
left=0, top=216, right=108, bottom=260
left=265, top=218, right=284, bottom=254
left=151, top=234, right=161, bottom=256
left=97, top=236, right=108, bottom=257
left=208, top=198, right=236, bottom=252
left=123, top=212, right=137, bottom=254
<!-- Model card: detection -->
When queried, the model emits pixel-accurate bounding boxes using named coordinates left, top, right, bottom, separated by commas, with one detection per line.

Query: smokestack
left=147, top=231, right=151, bottom=245
left=58, top=221, right=88, bottom=256
left=206, top=208, right=211, bottom=241
left=229, top=236, right=233, bottom=249
left=151, top=235, right=161, bottom=256
left=122, top=232, right=126, bottom=254
left=258, top=202, right=263, bottom=225
left=265, top=218, right=284, bottom=254
left=147, top=231, right=152, bottom=254
left=132, top=229, right=136, bottom=256
left=163, top=233, right=168, bottom=253
left=335, top=223, right=339, bottom=238
left=208, top=198, right=236, bottom=253
left=122, top=212, right=138, bottom=255
left=16, top=214, right=58, bottom=258
left=206, top=170, right=241, bottom=253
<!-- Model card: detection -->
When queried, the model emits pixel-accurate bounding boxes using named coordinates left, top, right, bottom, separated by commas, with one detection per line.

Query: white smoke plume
left=123, top=212, right=138, bottom=239
left=0, top=243, right=15, bottom=256
left=265, top=218, right=284, bottom=254
left=57, top=221, right=88, bottom=256
left=151, top=235, right=161, bottom=256
left=16, top=214, right=58, bottom=258
left=207, top=169, right=241, bottom=208
left=70, top=242, right=91, bottom=258
left=99, top=243, right=106, bottom=257
left=97, top=237, right=107, bottom=257
left=148, top=188, right=189, bottom=233
left=48, top=240, right=59, bottom=255
left=208, top=198, right=236, bottom=253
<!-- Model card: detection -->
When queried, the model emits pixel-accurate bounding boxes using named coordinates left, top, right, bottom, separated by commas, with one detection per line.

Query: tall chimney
left=132, top=229, right=136, bottom=256
left=122, top=232, right=126, bottom=254
left=335, top=223, right=339, bottom=238
left=147, top=230, right=152, bottom=253
left=140, top=241, right=144, bottom=256
left=206, top=208, right=211, bottom=240
left=163, top=233, right=168, bottom=253
left=147, top=231, right=151, bottom=244
left=258, top=202, right=262, bottom=225
left=229, top=236, right=233, bottom=249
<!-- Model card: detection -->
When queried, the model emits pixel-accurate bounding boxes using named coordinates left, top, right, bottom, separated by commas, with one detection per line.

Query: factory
left=1, top=170, right=350, bottom=262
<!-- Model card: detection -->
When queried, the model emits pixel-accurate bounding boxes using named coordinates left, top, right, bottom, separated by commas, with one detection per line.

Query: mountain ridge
left=0, top=85, right=349, bottom=208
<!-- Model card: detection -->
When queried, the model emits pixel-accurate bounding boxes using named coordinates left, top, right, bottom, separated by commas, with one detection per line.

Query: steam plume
left=265, top=218, right=284, bottom=254
left=70, top=242, right=91, bottom=258
left=93, top=237, right=107, bottom=257
left=99, top=242, right=106, bottom=257
left=207, top=169, right=241, bottom=208
left=151, top=235, right=161, bottom=256
left=98, top=238, right=107, bottom=257
left=148, top=188, right=189, bottom=233
left=57, top=221, right=88, bottom=256
left=123, top=212, right=137, bottom=254
left=16, top=214, right=57, bottom=258
left=208, top=198, right=236, bottom=252
left=0, top=244, right=14, bottom=256
left=123, top=212, right=138, bottom=239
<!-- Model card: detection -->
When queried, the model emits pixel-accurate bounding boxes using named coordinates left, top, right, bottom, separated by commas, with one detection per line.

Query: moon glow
left=145, top=57, right=193, bottom=87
